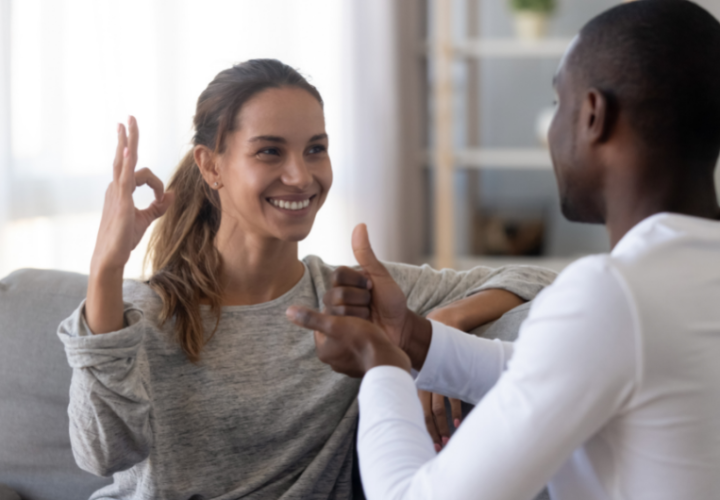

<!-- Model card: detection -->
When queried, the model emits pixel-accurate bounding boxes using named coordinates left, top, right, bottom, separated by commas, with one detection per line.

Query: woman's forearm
left=86, top=263, right=126, bottom=334
left=426, top=289, right=524, bottom=332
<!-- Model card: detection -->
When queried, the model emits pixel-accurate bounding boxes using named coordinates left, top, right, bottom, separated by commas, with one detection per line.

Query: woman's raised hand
left=86, top=117, right=174, bottom=335
left=91, top=116, right=174, bottom=274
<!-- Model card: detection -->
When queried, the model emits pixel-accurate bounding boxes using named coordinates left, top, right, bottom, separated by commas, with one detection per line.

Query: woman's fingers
left=113, top=123, right=128, bottom=181
left=418, top=390, right=442, bottom=451
left=432, top=392, right=451, bottom=446
left=135, top=167, right=165, bottom=202
left=450, top=398, right=463, bottom=429
left=120, top=116, right=139, bottom=186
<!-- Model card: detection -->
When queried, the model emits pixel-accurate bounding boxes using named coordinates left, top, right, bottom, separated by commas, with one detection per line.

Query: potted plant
left=509, top=0, right=556, bottom=40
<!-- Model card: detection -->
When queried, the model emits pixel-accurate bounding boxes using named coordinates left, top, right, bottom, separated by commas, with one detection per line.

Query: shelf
left=423, top=38, right=574, bottom=59
left=458, top=38, right=573, bottom=58
left=424, top=148, right=553, bottom=170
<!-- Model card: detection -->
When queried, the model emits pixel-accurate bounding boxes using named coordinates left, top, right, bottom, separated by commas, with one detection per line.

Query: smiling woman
left=55, top=59, right=556, bottom=500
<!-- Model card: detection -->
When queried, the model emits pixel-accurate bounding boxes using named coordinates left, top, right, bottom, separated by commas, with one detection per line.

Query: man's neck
left=604, top=169, right=720, bottom=248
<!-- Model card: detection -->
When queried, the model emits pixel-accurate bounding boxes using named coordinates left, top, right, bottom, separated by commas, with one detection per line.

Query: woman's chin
left=275, top=226, right=313, bottom=243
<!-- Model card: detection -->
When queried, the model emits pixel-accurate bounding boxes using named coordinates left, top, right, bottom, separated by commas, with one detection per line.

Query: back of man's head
left=571, top=0, right=720, bottom=167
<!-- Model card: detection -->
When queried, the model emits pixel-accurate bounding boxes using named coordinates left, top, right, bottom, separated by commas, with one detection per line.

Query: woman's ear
left=194, top=145, right=223, bottom=189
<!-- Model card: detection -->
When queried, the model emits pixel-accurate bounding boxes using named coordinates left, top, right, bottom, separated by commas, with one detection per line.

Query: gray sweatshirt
left=57, top=256, right=555, bottom=500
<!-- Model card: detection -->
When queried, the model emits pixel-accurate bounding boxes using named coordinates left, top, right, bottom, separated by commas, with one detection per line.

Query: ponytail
left=145, top=150, right=223, bottom=363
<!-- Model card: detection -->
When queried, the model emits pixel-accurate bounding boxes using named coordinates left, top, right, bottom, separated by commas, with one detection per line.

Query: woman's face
left=215, top=86, right=332, bottom=243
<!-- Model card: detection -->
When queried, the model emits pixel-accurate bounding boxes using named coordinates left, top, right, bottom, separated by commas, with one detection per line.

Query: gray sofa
left=0, top=268, right=541, bottom=500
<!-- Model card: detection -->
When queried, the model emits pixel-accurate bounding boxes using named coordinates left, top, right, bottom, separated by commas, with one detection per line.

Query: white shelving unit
left=429, top=0, right=572, bottom=269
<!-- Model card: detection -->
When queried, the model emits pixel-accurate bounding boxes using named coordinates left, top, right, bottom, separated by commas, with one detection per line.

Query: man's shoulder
left=532, top=254, right=630, bottom=316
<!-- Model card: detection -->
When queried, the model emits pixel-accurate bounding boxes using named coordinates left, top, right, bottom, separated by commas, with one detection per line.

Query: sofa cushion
left=0, top=484, right=21, bottom=500
left=0, top=269, right=112, bottom=500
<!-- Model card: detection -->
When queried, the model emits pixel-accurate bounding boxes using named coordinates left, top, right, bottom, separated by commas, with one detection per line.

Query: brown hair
left=145, top=59, right=323, bottom=363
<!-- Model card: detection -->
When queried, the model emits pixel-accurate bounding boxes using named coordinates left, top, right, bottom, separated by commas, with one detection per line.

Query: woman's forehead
left=236, top=87, right=325, bottom=140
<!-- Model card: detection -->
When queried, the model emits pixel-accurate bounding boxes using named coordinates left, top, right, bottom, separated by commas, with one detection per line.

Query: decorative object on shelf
left=535, top=106, right=556, bottom=147
left=509, top=0, right=556, bottom=40
left=473, top=208, right=546, bottom=256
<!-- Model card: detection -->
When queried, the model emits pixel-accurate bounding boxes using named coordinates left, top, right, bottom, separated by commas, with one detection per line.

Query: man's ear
left=581, top=88, right=612, bottom=144
left=194, top=145, right=222, bottom=189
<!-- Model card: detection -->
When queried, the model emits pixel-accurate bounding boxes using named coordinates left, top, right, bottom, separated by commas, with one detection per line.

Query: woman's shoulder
left=122, top=279, right=164, bottom=318
left=302, top=255, right=336, bottom=285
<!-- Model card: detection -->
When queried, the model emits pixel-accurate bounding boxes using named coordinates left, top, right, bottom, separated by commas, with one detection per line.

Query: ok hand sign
left=91, top=116, right=174, bottom=274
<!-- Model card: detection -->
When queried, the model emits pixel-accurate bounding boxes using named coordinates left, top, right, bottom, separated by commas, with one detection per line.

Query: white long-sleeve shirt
left=357, top=213, right=720, bottom=500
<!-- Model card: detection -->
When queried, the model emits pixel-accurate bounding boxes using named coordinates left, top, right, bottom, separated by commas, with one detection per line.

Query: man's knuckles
left=331, top=266, right=368, bottom=288
left=324, top=286, right=371, bottom=306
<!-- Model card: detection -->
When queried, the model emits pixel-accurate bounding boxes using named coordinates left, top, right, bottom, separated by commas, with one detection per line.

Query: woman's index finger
left=113, top=123, right=128, bottom=181
left=120, top=116, right=140, bottom=185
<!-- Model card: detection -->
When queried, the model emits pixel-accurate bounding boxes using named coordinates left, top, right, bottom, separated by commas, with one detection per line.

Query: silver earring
left=213, top=182, right=218, bottom=187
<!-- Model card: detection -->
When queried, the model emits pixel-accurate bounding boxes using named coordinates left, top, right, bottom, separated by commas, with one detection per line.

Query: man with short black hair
left=287, top=1, right=720, bottom=499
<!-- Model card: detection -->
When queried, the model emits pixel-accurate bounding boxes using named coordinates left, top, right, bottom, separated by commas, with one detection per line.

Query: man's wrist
left=400, top=311, right=433, bottom=371
left=365, top=342, right=412, bottom=374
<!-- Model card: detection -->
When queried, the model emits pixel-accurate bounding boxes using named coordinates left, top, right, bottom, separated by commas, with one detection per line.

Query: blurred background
left=1, top=0, right=719, bottom=278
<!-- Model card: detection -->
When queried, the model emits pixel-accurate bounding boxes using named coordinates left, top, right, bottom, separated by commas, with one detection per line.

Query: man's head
left=549, top=0, right=720, bottom=223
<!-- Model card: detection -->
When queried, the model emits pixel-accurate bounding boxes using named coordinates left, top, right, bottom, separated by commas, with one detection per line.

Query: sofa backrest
left=0, top=267, right=536, bottom=500
left=0, top=269, right=112, bottom=500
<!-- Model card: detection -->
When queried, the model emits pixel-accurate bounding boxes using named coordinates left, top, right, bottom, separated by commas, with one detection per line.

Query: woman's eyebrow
left=249, top=135, right=286, bottom=143
left=309, top=133, right=328, bottom=142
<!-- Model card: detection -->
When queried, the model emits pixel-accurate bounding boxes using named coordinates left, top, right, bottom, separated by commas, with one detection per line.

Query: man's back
left=588, top=212, right=720, bottom=497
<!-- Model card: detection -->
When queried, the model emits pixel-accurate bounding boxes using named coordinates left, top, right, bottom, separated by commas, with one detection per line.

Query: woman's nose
left=281, top=155, right=313, bottom=189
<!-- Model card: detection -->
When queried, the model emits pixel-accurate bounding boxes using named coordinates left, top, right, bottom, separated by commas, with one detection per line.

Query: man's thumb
left=352, top=224, right=388, bottom=277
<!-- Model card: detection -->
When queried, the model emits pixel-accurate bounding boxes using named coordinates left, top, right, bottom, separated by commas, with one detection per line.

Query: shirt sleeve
left=357, top=256, right=639, bottom=500
left=414, top=320, right=513, bottom=404
left=385, top=262, right=556, bottom=317
left=56, top=288, right=154, bottom=477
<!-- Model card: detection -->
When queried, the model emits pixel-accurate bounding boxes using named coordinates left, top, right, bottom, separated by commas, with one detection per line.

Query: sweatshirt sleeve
left=57, top=291, right=153, bottom=477
left=385, top=262, right=556, bottom=317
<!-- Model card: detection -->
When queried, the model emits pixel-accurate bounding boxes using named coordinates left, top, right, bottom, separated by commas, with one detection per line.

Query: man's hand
left=323, top=224, right=432, bottom=369
left=324, top=224, right=410, bottom=345
left=286, top=305, right=411, bottom=377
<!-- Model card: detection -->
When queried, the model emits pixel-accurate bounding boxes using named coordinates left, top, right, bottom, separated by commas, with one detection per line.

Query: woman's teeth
left=270, top=198, right=311, bottom=211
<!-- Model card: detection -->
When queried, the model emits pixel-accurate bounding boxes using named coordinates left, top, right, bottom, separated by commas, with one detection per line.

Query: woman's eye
left=308, top=145, right=327, bottom=154
left=258, top=147, right=280, bottom=156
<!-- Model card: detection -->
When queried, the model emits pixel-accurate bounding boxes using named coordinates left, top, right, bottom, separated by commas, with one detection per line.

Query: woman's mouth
left=267, top=195, right=315, bottom=211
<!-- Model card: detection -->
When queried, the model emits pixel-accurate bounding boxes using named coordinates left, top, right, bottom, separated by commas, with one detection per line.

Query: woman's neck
left=214, top=223, right=305, bottom=307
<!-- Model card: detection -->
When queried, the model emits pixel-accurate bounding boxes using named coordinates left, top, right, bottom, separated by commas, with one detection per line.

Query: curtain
left=0, top=0, right=404, bottom=278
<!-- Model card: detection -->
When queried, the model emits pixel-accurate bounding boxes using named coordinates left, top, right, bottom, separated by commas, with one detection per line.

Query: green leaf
left=510, top=0, right=556, bottom=13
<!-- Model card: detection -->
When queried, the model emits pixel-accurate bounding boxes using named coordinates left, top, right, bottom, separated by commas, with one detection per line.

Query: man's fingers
left=431, top=393, right=451, bottom=444
left=313, top=330, right=327, bottom=350
left=351, top=224, right=390, bottom=279
left=324, top=305, right=370, bottom=320
left=324, top=286, right=371, bottom=308
left=450, top=398, right=463, bottom=429
left=418, top=390, right=442, bottom=450
left=331, top=266, right=371, bottom=289
left=287, top=306, right=338, bottom=335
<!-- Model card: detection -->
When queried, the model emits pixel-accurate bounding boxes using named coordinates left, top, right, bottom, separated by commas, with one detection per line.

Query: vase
left=513, top=11, right=548, bottom=40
